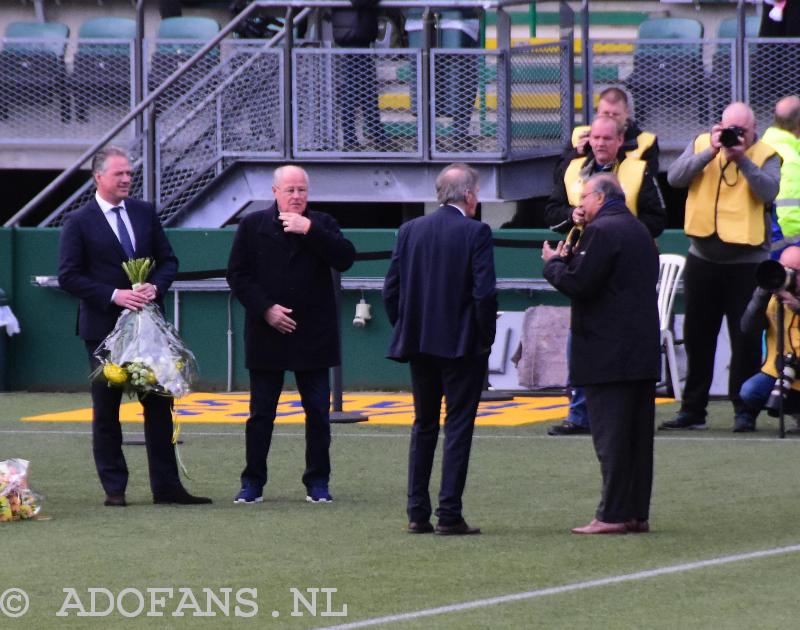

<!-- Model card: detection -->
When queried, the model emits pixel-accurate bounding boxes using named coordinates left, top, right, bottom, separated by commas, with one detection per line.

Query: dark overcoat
left=227, top=203, right=355, bottom=371
left=543, top=198, right=660, bottom=386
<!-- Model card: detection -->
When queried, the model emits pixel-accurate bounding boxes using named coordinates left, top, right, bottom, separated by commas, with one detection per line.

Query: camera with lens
left=719, top=125, right=746, bottom=148
left=766, top=353, right=799, bottom=417
left=756, top=259, right=798, bottom=294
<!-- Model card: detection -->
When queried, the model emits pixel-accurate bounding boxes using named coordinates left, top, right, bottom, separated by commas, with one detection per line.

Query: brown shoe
left=625, top=519, right=650, bottom=533
left=104, top=494, right=126, bottom=507
left=571, top=518, right=626, bottom=534
left=434, top=520, right=481, bottom=536
left=407, top=521, right=434, bottom=534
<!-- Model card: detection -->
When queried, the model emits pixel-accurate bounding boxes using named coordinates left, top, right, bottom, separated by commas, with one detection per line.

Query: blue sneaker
left=233, top=485, right=263, bottom=504
left=306, top=485, right=333, bottom=503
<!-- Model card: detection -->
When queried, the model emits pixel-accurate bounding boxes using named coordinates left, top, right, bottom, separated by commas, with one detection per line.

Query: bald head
left=273, top=164, right=309, bottom=188
left=720, top=102, right=756, bottom=148
left=774, top=95, right=800, bottom=136
left=780, top=246, right=800, bottom=271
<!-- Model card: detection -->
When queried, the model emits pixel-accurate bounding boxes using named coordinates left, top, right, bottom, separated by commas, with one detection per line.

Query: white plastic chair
left=658, top=254, right=686, bottom=401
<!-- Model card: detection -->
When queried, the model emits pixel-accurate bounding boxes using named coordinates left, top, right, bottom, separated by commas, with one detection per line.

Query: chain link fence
left=508, top=42, right=571, bottom=157
left=431, top=49, right=492, bottom=156
left=293, top=48, right=420, bottom=157
left=746, top=39, right=800, bottom=127
left=597, top=38, right=733, bottom=151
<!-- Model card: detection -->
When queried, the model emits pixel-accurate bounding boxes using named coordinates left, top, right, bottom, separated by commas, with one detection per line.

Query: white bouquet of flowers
left=93, top=258, right=198, bottom=399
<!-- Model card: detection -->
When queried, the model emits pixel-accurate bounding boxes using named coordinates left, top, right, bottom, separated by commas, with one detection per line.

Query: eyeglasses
left=579, top=190, right=601, bottom=201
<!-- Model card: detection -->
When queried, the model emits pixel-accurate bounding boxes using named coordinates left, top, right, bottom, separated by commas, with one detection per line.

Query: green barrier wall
left=0, top=227, right=691, bottom=391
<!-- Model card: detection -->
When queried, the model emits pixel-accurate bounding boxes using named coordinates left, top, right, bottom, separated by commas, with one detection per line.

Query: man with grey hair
left=384, top=163, right=497, bottom=536
left=227, top=164, right=356, bottom=505
left=543, top=172, right=660, bottom=534
left=59, top=145, right=211, bottom=507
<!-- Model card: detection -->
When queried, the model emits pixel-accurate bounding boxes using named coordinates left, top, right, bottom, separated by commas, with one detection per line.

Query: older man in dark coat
left=543, top=173, right=660, bottom=535
left=384, top=163, right=497, bottom=536
left=227, top=164, right=356, bottom=504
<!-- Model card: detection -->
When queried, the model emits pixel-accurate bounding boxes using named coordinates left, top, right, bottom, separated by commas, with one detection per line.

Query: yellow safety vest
left=571, top=126, right=657, bottom=161
left=762, top=296, right=800, bottom=391
left=564, top=156, right=646, bottom=215
left=684, top=134, right=776, bottom=245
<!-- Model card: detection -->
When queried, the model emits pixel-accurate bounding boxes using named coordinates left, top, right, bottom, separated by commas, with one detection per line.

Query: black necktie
left=111, top=206, right=135, bottom=259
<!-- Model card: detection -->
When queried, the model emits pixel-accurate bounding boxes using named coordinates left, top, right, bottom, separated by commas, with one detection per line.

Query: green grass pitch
left=2, top=392, right=800, bottom=629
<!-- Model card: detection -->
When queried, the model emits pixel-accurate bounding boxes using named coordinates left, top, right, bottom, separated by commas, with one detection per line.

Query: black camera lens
left=756, top=259, right=798, bottom=293
left=719, top=127, right=742, bottom=148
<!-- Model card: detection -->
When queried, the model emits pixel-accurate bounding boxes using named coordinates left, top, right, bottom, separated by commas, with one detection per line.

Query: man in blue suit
left=58, top=146, right=211, bottom=507
left=384, top=163, right=497, bottom=536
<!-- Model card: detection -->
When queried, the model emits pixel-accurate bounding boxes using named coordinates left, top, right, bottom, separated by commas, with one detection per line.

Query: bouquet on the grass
left=93, top=258, right=198, bottom=399
left=0, top=459, right=42, bottom=522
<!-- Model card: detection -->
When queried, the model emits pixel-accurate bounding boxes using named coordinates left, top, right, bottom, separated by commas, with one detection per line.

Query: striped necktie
left=111, top=206, right=135, bottom=259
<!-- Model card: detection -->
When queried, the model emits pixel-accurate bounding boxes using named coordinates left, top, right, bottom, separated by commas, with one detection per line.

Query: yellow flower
left=103, top=363, right=128, bottom=385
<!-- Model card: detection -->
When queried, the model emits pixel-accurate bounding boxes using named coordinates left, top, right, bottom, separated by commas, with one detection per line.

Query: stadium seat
left=626, top=17, right=705, bottom=128
left=147, top=16, right=221, bottom=109
left=711, top=16, right=760, bottom=120
left=658, top=254, right=686, bottom=401
left=72, top=17, right=137, bottom=123
left=0, top=21, right=70, bottom=122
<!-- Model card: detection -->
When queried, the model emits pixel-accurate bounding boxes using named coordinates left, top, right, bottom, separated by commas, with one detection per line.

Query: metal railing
left=2, top=0, right=774, bottom=227
left=4, top=0, right=563, bottom=227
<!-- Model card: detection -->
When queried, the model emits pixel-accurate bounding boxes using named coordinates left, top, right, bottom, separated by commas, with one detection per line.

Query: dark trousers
left=336, top=53, right=384, bottom=148
left=407, top=353, right=487, bottom=525
left=584, top=380, right=655, bottom=523
left=241, top=368, right=331, bottom=490
left=86, top=341, right=181, bottom=496
left=681, top=254, right=762, bottom=418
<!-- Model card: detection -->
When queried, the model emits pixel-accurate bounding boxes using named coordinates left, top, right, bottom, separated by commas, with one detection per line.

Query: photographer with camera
left=660, top=102, right=781, bottom=432
left=738, top=246, right=800, bottom=431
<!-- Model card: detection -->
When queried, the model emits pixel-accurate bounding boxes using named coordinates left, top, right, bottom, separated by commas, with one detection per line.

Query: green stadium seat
left=0, top=21, right=70, bottom=121
left=72, top=18, right=137, bottom=122
left=148, top=17, right=221, bottom=107
left=711, top=17, right=759, bottom=119
left=717, top=16, right=760, bottom=40
left=626, top=17, right=705, bottom=127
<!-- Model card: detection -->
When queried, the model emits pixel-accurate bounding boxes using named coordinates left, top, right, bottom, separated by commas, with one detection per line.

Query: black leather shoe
left=658, top=414, right=707, bottom=430
left=153, top=488, right=212, bottom=505
left=104, top=494, right=126, bottom=507
left=547, top=422, right=590, bottom=436
left=435, top=520, right=481, bottom=536
left=407, top=521, right=434, bottom=534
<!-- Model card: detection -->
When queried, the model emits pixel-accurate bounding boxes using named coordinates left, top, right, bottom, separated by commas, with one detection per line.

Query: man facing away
left=227, top=165, right=356, bottom=504
left=383, top=163, right=497, bottom=536
left=763, top=95, right=800, bottom=245
left=58, top=145, right=211, bottom=507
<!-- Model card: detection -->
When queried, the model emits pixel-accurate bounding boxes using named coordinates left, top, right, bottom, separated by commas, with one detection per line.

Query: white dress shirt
left=95, top=192, right=137, bottom=252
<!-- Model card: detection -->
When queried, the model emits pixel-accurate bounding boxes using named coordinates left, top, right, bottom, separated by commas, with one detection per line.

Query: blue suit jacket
left=58, top=198, right=178, bottom=341
left=383, top=205, right=497, bottom=361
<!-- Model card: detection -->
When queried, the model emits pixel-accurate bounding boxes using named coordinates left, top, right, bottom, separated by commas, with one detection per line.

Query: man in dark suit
left=227, top=165, right=356, bottom=504
left=543, top=173, right=660, bottom=535
left=58, top=145, right=211, bottom=507
left=383, top=163, right=497, bottom=536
